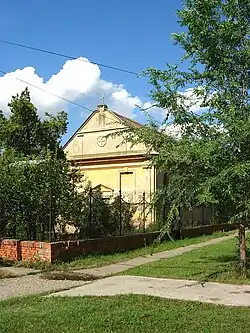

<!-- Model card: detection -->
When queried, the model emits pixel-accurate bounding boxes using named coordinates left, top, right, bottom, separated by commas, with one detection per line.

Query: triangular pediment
left=79, top=109, right=124, bottom=133
left=63, top=106, right=148, bottom=160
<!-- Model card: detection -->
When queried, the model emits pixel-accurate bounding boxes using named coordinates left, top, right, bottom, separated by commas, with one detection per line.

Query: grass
left=1, top=294, right=250, bottom=333
left=123, top=236, right=250, bottom=284
left=14, top=231, right=233, bottom=271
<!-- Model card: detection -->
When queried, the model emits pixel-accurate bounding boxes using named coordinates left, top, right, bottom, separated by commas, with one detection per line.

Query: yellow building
left=63, top=104, right=166, bottom=226
left=63, top=104, right=212, bottom=229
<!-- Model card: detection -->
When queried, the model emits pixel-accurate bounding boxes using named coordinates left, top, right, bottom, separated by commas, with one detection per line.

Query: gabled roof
left=63, top=106, right=142, bottom=150
left=111, top=111, right=142, bottom=128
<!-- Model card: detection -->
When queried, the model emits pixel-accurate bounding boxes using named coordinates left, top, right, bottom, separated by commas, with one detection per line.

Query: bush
left=76, top=187, right=136, bottom=238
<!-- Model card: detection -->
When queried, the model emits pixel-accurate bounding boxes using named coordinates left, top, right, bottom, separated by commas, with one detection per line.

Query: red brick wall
left=181, top=222, right=238, bottom=238
left=51, top=232, right=161, bottom=262
left=19, top=241, right=51, bottom=262
left=0, top=240, right=20, bottom=261
left=0, top=232, right=160, bottom=263
left=0, top=223, right=237, bottom=263
left=0, top=240, right=52, bottom=262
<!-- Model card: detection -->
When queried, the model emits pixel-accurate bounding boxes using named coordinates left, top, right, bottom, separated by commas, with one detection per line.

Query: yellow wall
left=80, top=162, right=155, bottom=203
left=79, top=162, right=155, bottom=226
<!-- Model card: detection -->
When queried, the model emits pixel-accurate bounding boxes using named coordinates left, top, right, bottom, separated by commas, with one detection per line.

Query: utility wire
left=0, top=39, right=139, bottom=76
left=0, top=69, right=93, bottom=113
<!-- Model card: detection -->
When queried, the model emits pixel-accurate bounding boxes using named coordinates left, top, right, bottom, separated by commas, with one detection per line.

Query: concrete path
left=50, top=275, right=250, bottom=307
left=0, top=233, right=235, bottom=301
left=0, top=275, right=88, bottom=300
left=74, top=234, right=235, bottom=277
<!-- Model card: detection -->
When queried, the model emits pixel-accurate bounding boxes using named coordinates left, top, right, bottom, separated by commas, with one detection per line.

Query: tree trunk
left=238, top=223, right=247, bottom=275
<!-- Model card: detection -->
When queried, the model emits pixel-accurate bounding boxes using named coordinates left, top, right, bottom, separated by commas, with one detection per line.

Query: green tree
left=108, top=196, right=135, bottom=235
left=124, top=0, right=250, bottom=273
left=1, top=88, right=67, bottom=157
left=0, top=153, right=82, bottom=241
left=0, top=110, right=6, bottom=152
left=0, top=88, right=73, bottom=240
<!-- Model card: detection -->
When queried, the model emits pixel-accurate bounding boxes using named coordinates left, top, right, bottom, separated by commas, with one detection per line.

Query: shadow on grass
left=150, top=254, right=250, bottom=281
left=195, top=254, right=238, bottom=264
left=198, top=268, right=233, bottom=282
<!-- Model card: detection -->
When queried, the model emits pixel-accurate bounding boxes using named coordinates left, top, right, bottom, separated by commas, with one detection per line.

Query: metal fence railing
left=84, top=190, right=151, bottom=239
left=1, top=188, right=214, bottom=242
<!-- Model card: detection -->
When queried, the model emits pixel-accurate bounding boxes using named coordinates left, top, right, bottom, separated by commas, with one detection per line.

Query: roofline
left=63, top=107, right=142, bottom=150
left=112, top=111, right=142, bottom=127
left=62, top=109, right=97, bottom=150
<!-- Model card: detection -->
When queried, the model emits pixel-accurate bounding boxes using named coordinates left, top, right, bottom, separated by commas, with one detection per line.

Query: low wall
left=51, top=232, right=161, bottom=262
left=0, top=232, right=161, bottom=263
left=0, top=240, right=20, bottom=261
left=0, top=239, right=51, bottom=262
left=0, top=223, right=238, bottom=263
left=181, top=222, right=238, bottom=238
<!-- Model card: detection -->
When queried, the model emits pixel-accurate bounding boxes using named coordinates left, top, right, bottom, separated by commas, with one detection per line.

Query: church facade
left=63, top=104, right=212, bottom=228
left=63, top=104, right=166, bottom=225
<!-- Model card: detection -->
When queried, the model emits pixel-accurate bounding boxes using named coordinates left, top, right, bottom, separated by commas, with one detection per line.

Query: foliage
left=122, top=1, right=250, bottom=251
left=0, top=88, right=81, bottom=240
left=108, top=196, right=136, bottom=234
left=0, top=153, right=81, bottom=240
left=0, top=88, right=67, bottom=157
left=76, top=185, right=135, bottom=238
left=0, top=155, right=136, bottom=240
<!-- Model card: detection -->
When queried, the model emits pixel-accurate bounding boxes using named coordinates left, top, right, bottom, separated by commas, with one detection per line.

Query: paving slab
left=49, top=275, right=250, bottom=307
left=74, top=234, right=236, bottom=277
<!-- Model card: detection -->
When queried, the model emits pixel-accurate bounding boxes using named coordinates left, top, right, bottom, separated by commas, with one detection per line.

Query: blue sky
left=0, top=0, right=185, bottom=143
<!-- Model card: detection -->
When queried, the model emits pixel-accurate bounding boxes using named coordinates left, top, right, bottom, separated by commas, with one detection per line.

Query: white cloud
left=0, top=58, right=207, bottom=127
left=0, top=57, right=144, bottom=119
left=178, top=87, right=208, bottom=113
left=163, top=123, right=183, bottom=138
left=138, top=88, right=207, bottom=124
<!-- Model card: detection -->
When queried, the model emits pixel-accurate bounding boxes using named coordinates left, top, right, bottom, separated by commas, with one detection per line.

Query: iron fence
left=1, top=187, right=214, bottom=242
left=84, top=189, right=151, bottom=239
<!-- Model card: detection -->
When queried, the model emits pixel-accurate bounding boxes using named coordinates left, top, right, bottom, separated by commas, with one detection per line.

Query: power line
left=0, top=39, right=139, bottom=76
left=0, top=69, right=132, bottom=125
left=0, top=69, right=93, bottom=113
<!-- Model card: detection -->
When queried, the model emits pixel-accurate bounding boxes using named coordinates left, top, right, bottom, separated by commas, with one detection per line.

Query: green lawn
left=123, top=237, right=250, bottom=284
left=18, top=231, right=232, bottom=271
left=1, top=295, right=250, bottom=333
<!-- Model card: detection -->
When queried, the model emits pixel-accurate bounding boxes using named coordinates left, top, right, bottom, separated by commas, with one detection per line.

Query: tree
left=0, top=89, right=136, bottom=241
left=0, top=89, right=74, bottom=241
left=0, top=153, right=84, bottom=241
left=124, top=0, right=250, bottom=274
left=1, top=88, right=67, bottom=157
left=0, top=110, right=6, bottom=153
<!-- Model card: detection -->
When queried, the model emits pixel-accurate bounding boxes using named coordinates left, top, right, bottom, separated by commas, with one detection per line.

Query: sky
left=0, top=0, right=186, bottom=143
